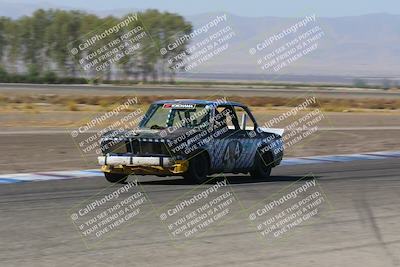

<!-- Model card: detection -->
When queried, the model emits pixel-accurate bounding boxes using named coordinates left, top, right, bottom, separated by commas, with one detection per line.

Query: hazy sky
left=3, top=0, right=400, bottom=17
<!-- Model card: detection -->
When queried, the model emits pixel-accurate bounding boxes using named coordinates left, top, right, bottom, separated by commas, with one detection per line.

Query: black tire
left=250, top=151, right=272, bottom=179
left=183, top=151, right=209, bottom=184
left=104, top=172, right=128, bottom=183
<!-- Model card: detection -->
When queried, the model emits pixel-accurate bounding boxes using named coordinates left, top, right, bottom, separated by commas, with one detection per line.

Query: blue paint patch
left=317, top=155, right=369, bottom=162
left=281, top=150, right=400, bottom=166
left=339, top=154, right=384, bottom=160
left=365, top=151, right=400, bottom=158
left=80, top=170, right=103, bottom=174
left=299, top=156, right=341, bottom=162
left=0, top=178, right=24, bottom=184
left=34, top=173, right=73, bottom=178
left=281, top=158, right=323, bottom=166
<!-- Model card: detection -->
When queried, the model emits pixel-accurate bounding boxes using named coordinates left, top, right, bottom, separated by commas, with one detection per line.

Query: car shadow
left=137, top=175, right=315, bottom=186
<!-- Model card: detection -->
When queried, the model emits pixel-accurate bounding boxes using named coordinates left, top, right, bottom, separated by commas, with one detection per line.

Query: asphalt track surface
left=0, top=158, right=399, bottom=266
left=1, top=83, right=400, bottom=99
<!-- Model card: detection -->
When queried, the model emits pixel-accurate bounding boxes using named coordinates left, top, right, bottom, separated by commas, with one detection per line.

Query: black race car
left=98, top=99, right=284, bottom=183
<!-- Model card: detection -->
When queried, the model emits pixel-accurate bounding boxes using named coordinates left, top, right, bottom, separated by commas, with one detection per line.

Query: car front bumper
left=98, top=155, right=174, bottom=167
left=98, top=155, right=188, bottom=175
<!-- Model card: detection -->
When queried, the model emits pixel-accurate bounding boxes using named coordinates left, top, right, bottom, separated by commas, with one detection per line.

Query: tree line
left=0, top=9, right=192, bottom=83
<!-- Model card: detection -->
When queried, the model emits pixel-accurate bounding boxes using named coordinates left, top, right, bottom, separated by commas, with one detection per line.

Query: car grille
left=100, top=138, right=128, bottom=154
left=102, top=138, right=169, bottom=155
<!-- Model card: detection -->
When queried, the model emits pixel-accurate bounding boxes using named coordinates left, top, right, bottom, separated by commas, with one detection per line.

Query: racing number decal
left=223, top=140, right=243, bottom=170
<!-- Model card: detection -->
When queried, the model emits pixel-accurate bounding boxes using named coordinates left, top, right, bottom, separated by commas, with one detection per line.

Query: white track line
left=0, top=150, right=399, bottom=184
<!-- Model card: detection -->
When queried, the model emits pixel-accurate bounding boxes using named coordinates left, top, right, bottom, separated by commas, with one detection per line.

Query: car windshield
left=140, top=103, right=211, bottom=129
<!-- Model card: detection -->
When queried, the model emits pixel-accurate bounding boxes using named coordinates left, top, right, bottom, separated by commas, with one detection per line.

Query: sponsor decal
left=163, top=103, right=197, bottom=109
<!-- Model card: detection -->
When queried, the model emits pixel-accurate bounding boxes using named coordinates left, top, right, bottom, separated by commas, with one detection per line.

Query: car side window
left=234, top=106, right=256, bottom=131
left=215, top=106, right=239, bottom=130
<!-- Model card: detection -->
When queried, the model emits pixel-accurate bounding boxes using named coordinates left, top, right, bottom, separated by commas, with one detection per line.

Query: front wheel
left=183, top=152, right=209, bottom=184
left=250, top=151, right=272, bottom=179
left=104, top=172, right=128, bottom=183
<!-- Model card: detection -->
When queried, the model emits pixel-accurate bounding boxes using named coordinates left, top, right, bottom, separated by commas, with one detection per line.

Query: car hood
left=101, top=128, right=194, bottom=141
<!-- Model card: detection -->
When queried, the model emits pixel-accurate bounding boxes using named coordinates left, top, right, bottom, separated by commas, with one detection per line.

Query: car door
left=229, top=106, right=260, bottom=171
left=209, top=105, right=255, bottom=172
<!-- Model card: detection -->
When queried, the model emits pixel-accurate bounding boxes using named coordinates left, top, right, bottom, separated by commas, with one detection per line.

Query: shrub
left=67, top=101, right=79, bottom=111
left=353, top=79, right=367, bottom=88
left=0, top=66, right=9, bottom=82
left=43, top=71, right=58, bottom=83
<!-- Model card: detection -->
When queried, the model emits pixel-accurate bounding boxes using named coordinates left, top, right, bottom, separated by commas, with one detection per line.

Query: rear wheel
left=250, top=151, right=272, bottom=179
left=104, top=172, right=128, bottom=183
left=183, top=151, right=209, bottom=184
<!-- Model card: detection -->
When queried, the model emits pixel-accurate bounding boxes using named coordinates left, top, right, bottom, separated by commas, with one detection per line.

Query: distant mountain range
left=186, top=13, right=400, bottom=78
left=1, top=1, right=399, bottom=79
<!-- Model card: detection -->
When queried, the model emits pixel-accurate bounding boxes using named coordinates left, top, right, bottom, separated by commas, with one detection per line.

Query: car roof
left=152, top=99, right=246, bottom=107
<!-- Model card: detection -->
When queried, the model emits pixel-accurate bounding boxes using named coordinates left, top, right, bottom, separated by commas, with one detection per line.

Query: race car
left=98, top=99, right=284, bottom=183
